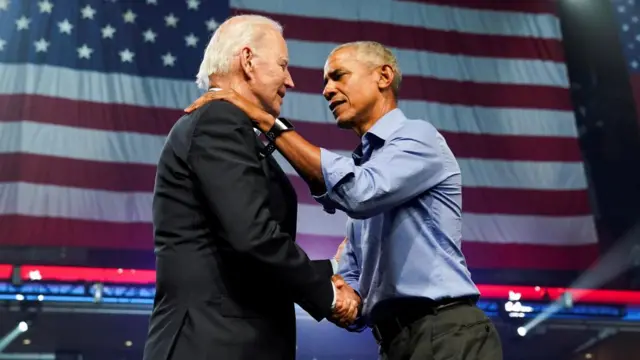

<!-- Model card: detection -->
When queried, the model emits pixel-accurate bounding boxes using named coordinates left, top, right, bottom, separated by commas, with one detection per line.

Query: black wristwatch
left=258, top=118, right=294, bottom=158
left=264, top=117, right=295, bottom=142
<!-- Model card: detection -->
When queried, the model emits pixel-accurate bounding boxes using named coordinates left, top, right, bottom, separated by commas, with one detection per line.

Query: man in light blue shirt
left=185, top=40, right=502, bottom=360
left=317, top=106, right=481, bottom=328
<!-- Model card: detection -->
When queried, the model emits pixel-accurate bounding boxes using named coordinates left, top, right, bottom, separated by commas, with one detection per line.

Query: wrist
left=257, top=115, right=276, bottom=132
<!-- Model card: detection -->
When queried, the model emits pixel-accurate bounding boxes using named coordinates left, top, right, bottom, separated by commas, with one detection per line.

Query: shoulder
left=190, top=100, right=253, bottom=130
left=395, top=117, right=440, bottom=139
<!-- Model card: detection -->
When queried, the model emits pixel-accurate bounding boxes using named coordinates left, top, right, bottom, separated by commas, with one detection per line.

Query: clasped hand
left=330, top=274, right=361, bottom=327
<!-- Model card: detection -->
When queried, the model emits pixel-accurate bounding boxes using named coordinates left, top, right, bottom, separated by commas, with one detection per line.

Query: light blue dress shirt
left=314, top=108, right=479, bottom=331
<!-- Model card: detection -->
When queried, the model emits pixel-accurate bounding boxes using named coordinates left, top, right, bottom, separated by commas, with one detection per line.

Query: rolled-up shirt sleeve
left=313, top=126, right=456, bottom=219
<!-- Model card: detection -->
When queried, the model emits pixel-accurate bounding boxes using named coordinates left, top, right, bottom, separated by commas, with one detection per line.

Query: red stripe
left=287, top=176, right=591, bottom=216
left=290, top=234, right=598, bottom=270
left=0, top=94, right=580, bottom=162
left=234, top=10, right=565, bottom=61
left=290, top=67, right=573, bottom=110
left=0, top=153, right=591, bottom=216
left=462, top=242, right=598, bottom=270
left=394, top=0, right=559, bottom=15
left=0, top=215, right=153, bottom=250
left=0, top=154, right=157, bottom=192
left=0, top=215, right=595, bottom=270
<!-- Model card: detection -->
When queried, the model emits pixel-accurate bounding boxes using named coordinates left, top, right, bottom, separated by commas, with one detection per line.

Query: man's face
left=322, top=47, right=380, bottom=129
left=247, top=30, right=294, bottom=117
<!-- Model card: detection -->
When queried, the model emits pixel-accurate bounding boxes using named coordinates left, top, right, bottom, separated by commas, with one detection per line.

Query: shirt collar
left=352, top=108, right=405, bottom=163
left=363, top=108, right=405, bottom=143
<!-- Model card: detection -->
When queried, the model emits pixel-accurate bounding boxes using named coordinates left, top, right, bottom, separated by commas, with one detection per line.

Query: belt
left=371, top=296, right=477, bottom=346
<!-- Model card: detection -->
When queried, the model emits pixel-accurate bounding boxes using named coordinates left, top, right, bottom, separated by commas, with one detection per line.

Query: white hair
left=195, top=15, right=283, bottom=90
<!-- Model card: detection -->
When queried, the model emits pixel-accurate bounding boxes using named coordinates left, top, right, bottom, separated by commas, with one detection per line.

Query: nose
left=284, top=69, right=294, bottom=89
left=323, top=81, right=336, bottom=101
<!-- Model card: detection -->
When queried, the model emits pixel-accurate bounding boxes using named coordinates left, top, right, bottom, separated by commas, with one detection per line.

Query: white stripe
left=287, top=39, right=569, bottom=87
left=0, top=182, right=596, bottom=245
left=231, top=0, right=563, bottom=39
left=0, top=64, right=578, bottom=138
left=0, top=121, right=587, bottom=190
left=271, top=151, right=587, bottom=191
left=0, top=121, right=164, bottom=165
left=285, top=92, right=579, bottom=138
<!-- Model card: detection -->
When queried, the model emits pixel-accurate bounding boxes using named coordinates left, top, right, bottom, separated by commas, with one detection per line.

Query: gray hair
left=328, top=41, right=402, bottom=96
left=195, top=14, right=283, bottom=90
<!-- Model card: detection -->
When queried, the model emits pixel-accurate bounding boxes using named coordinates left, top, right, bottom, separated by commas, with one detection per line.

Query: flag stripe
left=0, top=90, right=579, bottom=139
left=230, top=0, right=563, bottom=39
left=0, top=65, right=579, bottom=138
left=394, top=0, right=559, bottom=15
left=234, top=10, right=566, bottom=61
left=0, top=215, right=595, bottom=270
left=286, top=176, right=592, bottom=217
left=0, top=153, right=592, bottom=217
left=285, top=39, right=569, bottom=87
left=0, top=182, right=596, bottom=245
left=0, top=94, right=582, bottom=162
left=289, top=68, right=573, bottom=110
left=0, top=121, right=588, bottom=190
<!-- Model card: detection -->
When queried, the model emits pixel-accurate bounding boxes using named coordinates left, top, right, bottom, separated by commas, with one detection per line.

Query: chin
left=266, top=106, right=280, bottom=118
left=336, top=117, right=354, bottom=130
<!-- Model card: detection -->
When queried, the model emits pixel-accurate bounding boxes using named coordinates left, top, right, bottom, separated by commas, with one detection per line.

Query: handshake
left=329, top=274, right=361, bottom=327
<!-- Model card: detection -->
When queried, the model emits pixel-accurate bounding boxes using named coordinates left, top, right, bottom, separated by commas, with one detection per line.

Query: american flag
left=0, top=0, right=598, bottom=271
left=612, top=0, right=640, bottom=122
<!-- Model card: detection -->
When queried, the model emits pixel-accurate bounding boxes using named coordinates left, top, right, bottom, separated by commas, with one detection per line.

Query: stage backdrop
left=0, top=0, right=598, bottom=271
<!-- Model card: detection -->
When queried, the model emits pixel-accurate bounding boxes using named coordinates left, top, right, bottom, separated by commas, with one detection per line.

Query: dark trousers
left=377, top=303, right=503, bottom=360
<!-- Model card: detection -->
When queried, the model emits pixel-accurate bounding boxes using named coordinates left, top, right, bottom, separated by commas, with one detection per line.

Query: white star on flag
left=58, top=19, right=73, bottom=34
left=162, top=52, right=176, bottom=67
left=81, top=5, right=96, bottom=20
left=102, top=25, right=116, bottom=39
left=185, top=33, right=198, bottom=47
left=16, top=16, right=30, bottom=30
left=38, top=0, right=53, bottom=13
left=123, top=10, right=136, bottom=24
left=0, top=38, right=6, bottom=51
left=206, top=18, right=218, bottom=31
left=0, top=0, right=9, bottom=11
left=187, top=0, right=200, bottom=10
left=34, top=38, right=50, bottom=52
left=143, top=29, right=157, bottom=43
left=119, top=49, right=135, bottom=63
left=165, top=13, right=179, bottom=27
left=77, top=44, right=93, bottom=59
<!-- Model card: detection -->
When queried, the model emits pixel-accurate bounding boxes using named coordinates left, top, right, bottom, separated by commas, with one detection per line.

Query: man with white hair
left=142, top=15, right=360, bottom=360
left=186, top=40, right=504, bottom=360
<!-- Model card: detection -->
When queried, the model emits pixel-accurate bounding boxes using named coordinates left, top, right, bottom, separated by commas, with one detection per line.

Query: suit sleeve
left=311, top=259, right=334, bottom=279
left=188, top=102, right=334, bottom=321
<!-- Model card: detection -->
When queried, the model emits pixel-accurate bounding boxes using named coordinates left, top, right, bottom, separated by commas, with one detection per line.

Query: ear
left=239, top=47, right=254, bottom=78
left=377, top=64, right=394, bottom=91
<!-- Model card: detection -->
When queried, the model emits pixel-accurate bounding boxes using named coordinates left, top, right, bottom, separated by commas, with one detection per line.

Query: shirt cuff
left=313, top=148, right=351, bottom=213
left=330, top=258, right=339, bottom=274
left=331, top=281, right=337, bottom=310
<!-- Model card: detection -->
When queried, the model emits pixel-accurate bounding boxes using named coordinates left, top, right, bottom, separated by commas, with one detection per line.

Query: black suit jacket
left=142, top=101, right=335, bottom=360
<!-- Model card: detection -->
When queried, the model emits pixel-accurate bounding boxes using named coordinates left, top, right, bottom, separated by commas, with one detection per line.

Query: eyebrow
left=323, top=69, right=340, bottom=86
